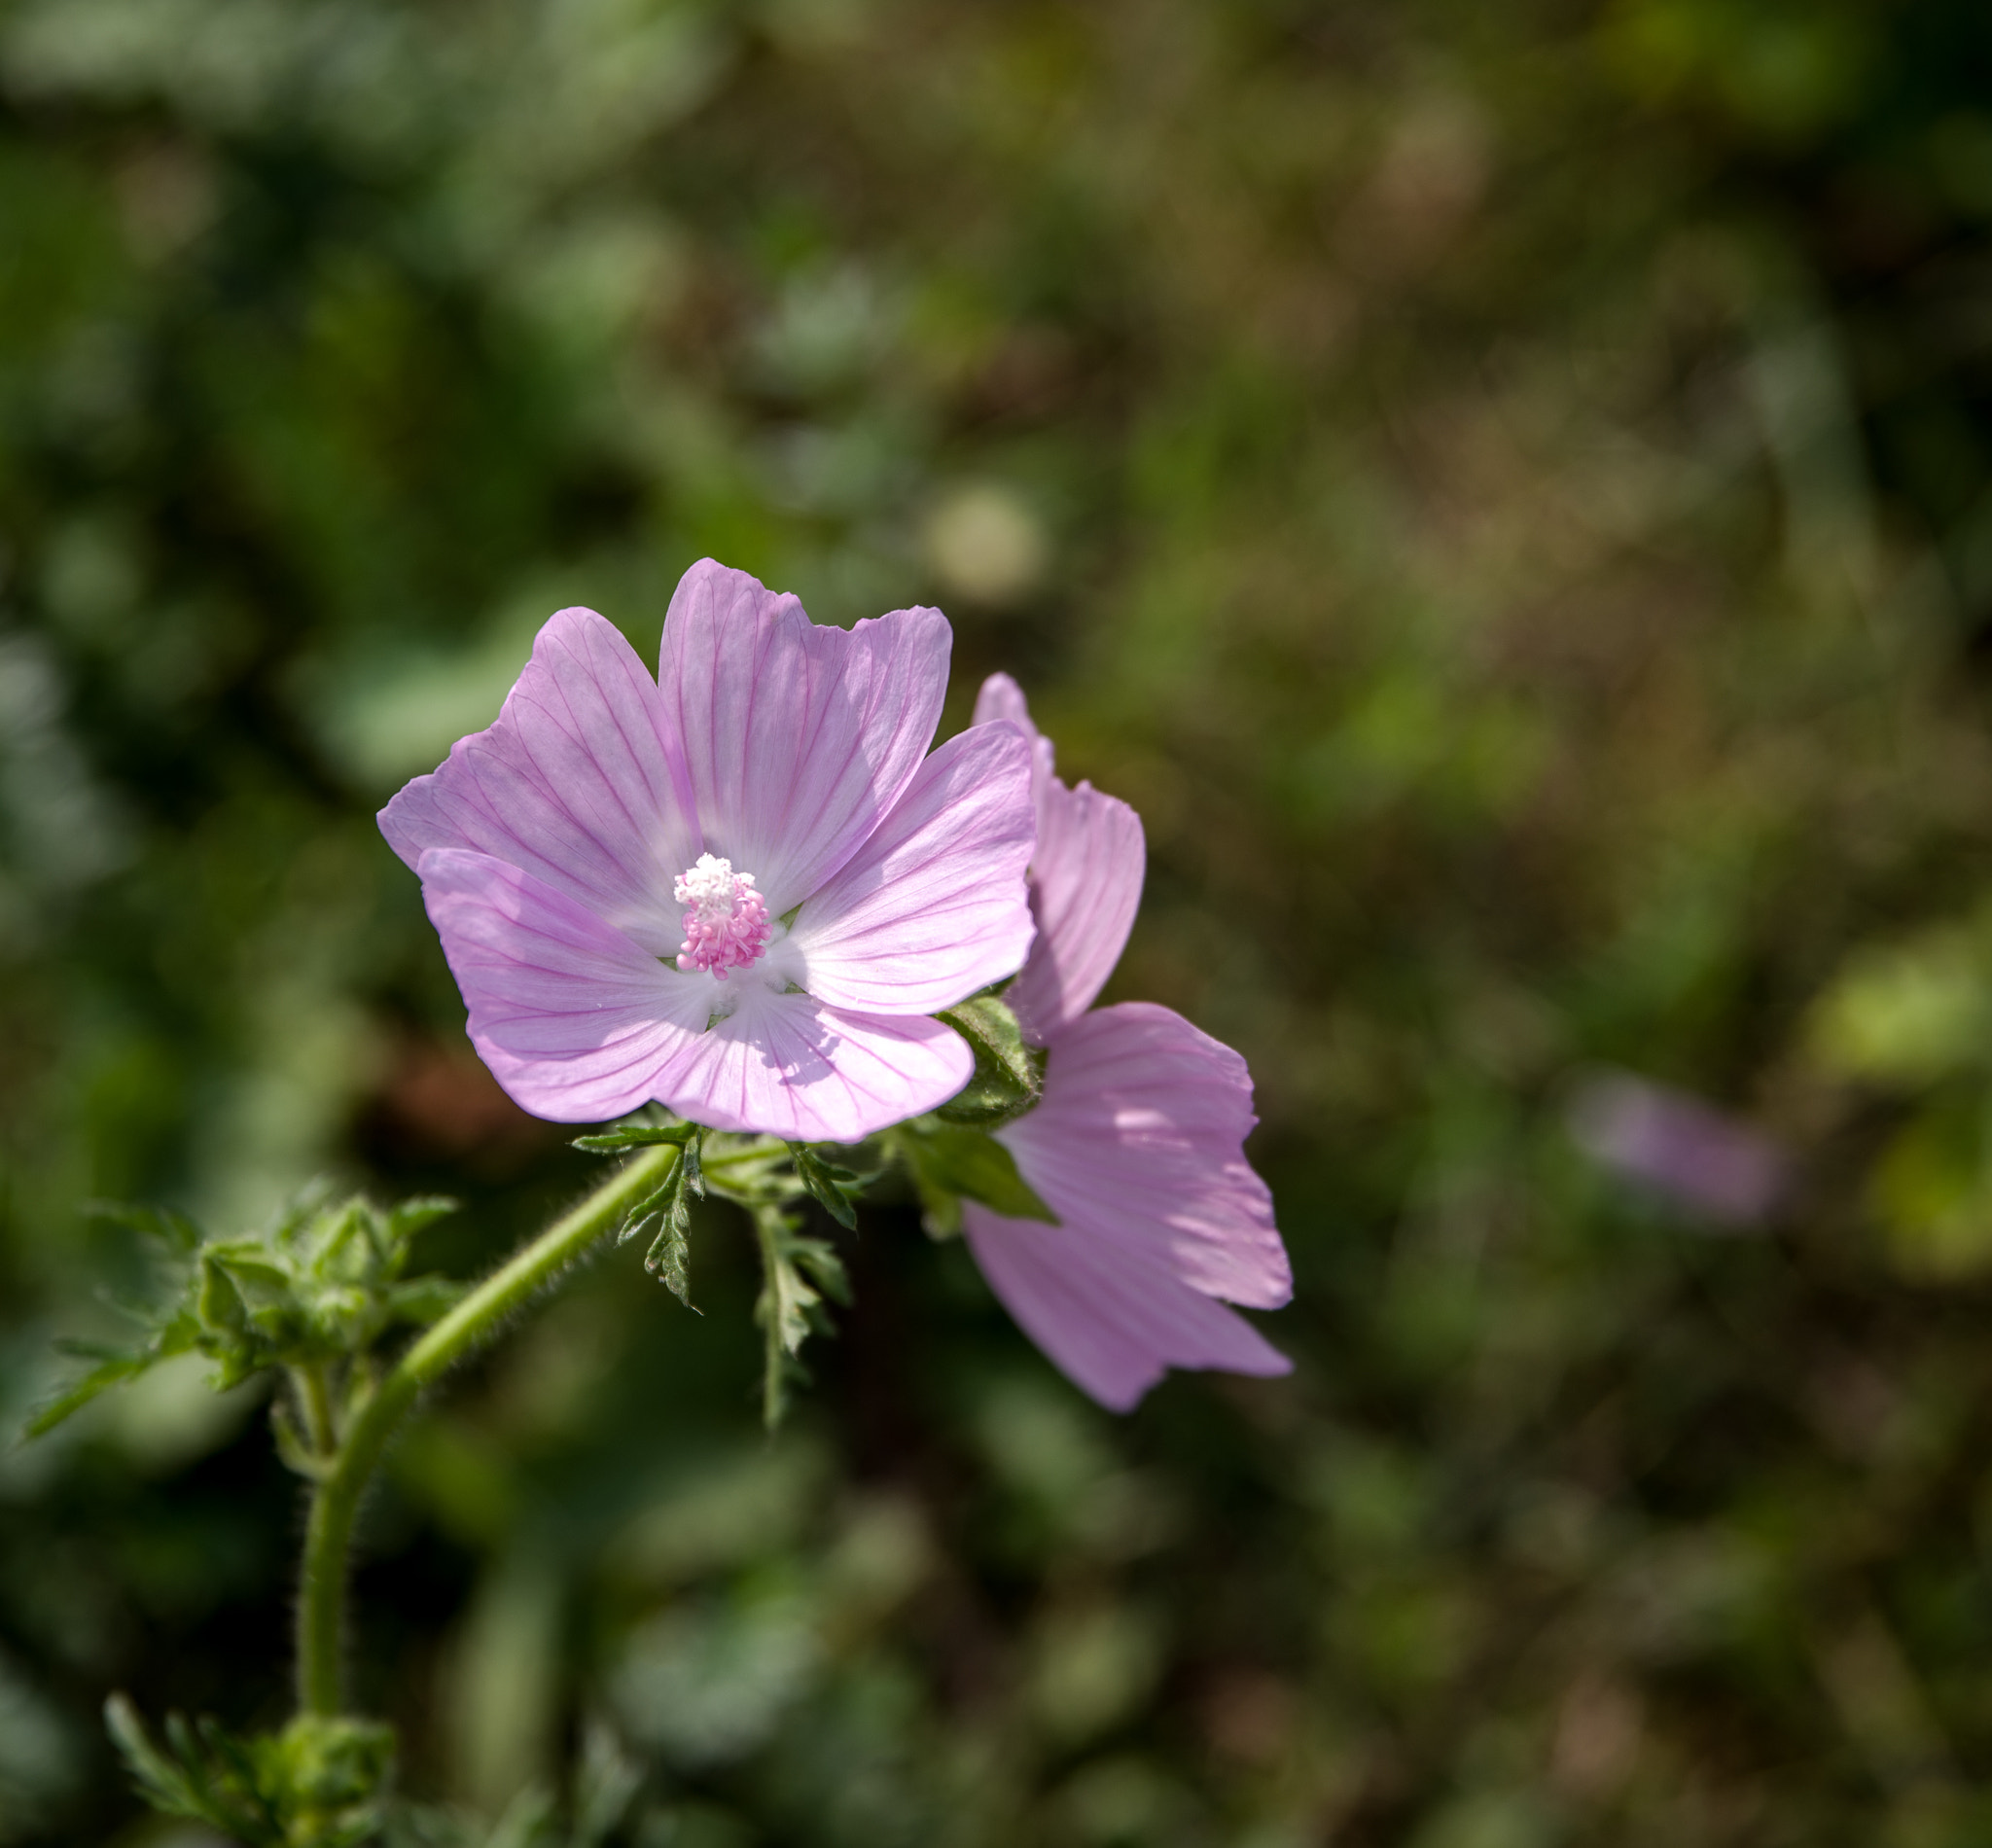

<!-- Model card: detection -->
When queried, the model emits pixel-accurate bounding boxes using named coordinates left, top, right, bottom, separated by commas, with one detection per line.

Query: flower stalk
left=294, top=1143, right=681, bottom=1717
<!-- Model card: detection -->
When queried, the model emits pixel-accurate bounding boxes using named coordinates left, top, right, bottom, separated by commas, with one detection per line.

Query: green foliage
left=750, top=1206, right=851, bottom=1432
left=108, top=1697, right=394, bottom=1848
left=785, top=1143, right=869, bottom=1231
left=571, top=1118, right=705, bottom=1155
left=896, top=1119, right=1058, bottom=1239
left=27, top=1191, right=460, bottom=1440
left=577, top=1112, right=707, bottom=1304
left=626, top=1138, right=702, bottom=1309
left=10, top=0, right=1992, bottom=1841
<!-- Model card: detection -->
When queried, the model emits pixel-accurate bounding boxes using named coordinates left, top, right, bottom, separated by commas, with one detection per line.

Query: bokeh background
left=8, top=0, right=1992, bottom=1841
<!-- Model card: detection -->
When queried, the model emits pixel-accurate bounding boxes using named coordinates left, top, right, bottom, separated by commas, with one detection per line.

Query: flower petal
left=651, top=988, right=974, bottom=1142
left=972, top=673, right=1144, bottom=1041
left=1011, top=776, right=1144, bottom=1043
left=786, top=722, right=1037, bottom=1014
left=974, top=671, right=1056, bottom=811
left=659, top=559, right=949, bottom=914
left=381, top=608, right=698, bottom=957
left=415, top=847, right=710, bottom=1123
left=1000, top=1003, right=1291, bottom=1307
left=963, top=1207, right=1290, bottom=1411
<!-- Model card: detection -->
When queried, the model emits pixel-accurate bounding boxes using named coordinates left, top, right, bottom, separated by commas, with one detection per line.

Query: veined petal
left=1010, top=777, right=1144, bottom=1043
left=972, top=673, right=1144, bottom=1041
left=415, top=847, right=710, bottom=1123
left=785, top=723, right=1037, bottom=1014
left=381, top=608, right=697, bottom=957
left=963, top=1206, right=1290, bottom=1412
left=651, top=988, right=974, bottom=1142
left=659, top=559, right=949, bottom=914
left=1000, top=1003, right=1291, bottom=1308
left=974, top=671, right=1056, bottom=816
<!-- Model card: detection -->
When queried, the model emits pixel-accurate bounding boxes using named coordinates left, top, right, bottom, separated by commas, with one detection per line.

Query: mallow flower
left=960, top=676, right=1293, bottom=1409
left=380, top=561, right=1037, bottom=1145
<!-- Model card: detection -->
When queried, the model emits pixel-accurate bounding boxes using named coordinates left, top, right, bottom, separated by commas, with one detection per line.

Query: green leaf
left=84, top=1200, right=204, bottom=1254
left=751, top=1207, right=850, bottom=1429
left=640, top=1211, right=694, bottom=1307
left=903, top=1120, right=1059, bottom=1229
left=34, top=1189, right=483, bottom=1442
left=106, top=1696, right=392, bottom=1848
left=621, top=1136, right=702, bottom=1308
left=934, top=994, right=1044, bottom=1125
left=573, top=1119, right=702, bottom=1154
left=25, top=1309, right=202, bottom=1439
left=786, top=1142, right=864, bottom=1229
left=379, top=1195, right=458, bottom=1261
left=25, top=1352, right=160, bottom=1439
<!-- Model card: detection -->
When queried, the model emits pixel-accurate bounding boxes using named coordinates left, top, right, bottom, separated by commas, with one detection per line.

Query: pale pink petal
left=1000, top=1004, right=1291, bottom=1308
left=415, top=847, right=711, bottom=1122
left=973, top=671, right=1055, bottom=815
left=652, top=988, right=974, bottom=1142
left=785, top=723, right=1037, bottom=1014
left=972, top=674, right=1145, bottom=1041
left=659, top=560, right=949, bottom=914
left=963, top=1206, right=1290, bottom=1411
left=381, top=609, right=697, bottom=957
left=1009, top=777, right=1144, bottom=1044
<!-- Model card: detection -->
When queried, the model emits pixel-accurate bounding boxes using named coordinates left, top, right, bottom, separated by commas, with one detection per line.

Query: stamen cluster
left=673, top=853, right=771, bottom=978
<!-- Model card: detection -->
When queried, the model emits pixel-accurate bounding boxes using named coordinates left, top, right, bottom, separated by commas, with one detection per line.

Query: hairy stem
left=295, top=1144, right=681, bottom=1717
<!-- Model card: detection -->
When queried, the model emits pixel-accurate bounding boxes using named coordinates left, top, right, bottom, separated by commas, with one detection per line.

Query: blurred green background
left=9, top=0, right=1992, bottom=1841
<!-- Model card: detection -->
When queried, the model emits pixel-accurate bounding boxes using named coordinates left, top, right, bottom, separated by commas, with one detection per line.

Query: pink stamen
left=673, top=854, right=772, bottom=978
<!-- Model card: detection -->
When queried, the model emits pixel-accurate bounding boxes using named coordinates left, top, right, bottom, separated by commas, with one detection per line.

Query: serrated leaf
left=935, top=994, right=1044, bottom=1125
left=787, top=1143, right=861, bottom=1229
left=904, top=1121, right=1059, bottom=1226
left=85, top=1200, right=205, bottom=1254
left=619, top=1137, right=701, bottom=1307
left=641, top=1210, right=695, bottom=1307
left=751, top=1209, right=848, bottom=1429
left=24, top=1352, right=160, bottom=1438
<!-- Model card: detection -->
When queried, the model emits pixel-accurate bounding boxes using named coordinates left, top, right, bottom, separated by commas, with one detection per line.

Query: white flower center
left=672, top=853, right=772, bottom=979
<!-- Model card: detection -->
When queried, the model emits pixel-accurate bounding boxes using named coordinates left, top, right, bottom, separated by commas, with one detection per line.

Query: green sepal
left=785, top=1143, right=871, bottom=1230
left=900, top=1119, right=1059, bottom=1237
left=934, top=994, right=1045, bottom=1126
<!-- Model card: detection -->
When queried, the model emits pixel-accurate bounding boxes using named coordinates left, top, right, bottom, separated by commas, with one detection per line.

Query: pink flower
left=380, top=561, right=1037, bottom=1144
left=961, top=675, right=1293, bottom=1409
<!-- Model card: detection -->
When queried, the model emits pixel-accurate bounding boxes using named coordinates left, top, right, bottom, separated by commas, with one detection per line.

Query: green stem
left=294, top=1144, right=680, bottom=1718
left=296, top=1363, right=338, bottom=1459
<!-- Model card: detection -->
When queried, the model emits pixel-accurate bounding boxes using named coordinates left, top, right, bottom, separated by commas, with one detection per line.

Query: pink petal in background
left=972, top=673, right=1144, bottom=1042
left=963, top=1202, right=1291, bottom=1411
left=999, top=1002, right=1291, bottom=1310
